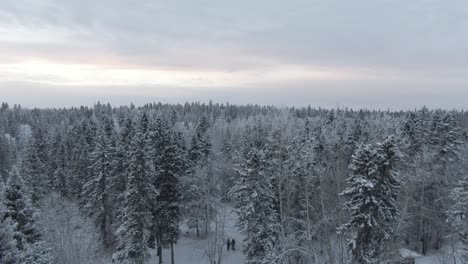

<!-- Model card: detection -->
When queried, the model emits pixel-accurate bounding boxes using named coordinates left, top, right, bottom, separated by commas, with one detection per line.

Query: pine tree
left=111, top=114, right=134, bottom=254
left=0, top=188, right=19, bottom=264
left=419, top=111, right=464, bottom=253
left=284, top=135, right=315, bottom=262
left=151, top=119, right=182, bottom=263
left=188, top=115, right=211, bottom=163
left=231, top=143, right=282, bottom=264
left=431, top=112, right=463, bottom=181
left=21, top=141, right=48, bottom=205
left=373, top=136, right=402, bottom=247
left=113, top=113, right=156, bottom=264
left=49, top=132, right=69, bottom=197
left=82, top=125, right=114, bottom=249
left=113, top=115, right=134, bottom=202
left=401, top=112, right=422, bottom=158
left=1, top=166, right=51, bottom=263
left=184, top=115, right=213, bottom=238
left=339, top=138, right=401, bottom=263
left=339, top=144, right=378, bottom=263
left=66, top=119, right=94, bottom=201
left=146, top=116, right=163, bottom=250
left=447, top=175, right=468, bottom=244
left=0, top=134, right=13, bottom=182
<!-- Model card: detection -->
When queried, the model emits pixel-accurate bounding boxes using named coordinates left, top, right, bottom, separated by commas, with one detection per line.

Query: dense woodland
left=0, top=101, right=467, bottom=264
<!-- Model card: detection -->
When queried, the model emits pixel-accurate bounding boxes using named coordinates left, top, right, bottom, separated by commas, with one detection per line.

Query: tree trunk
left=205, top=204, right=209, bottom=237
left=157, top=235, right=163, bottom=264
left=418, top=167, right=426, bottom=254
left=171, top=242, right=175, bottom=264
left=451, top=234, right=457, bottom=264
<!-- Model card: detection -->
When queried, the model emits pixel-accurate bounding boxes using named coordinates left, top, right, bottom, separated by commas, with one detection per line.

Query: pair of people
left=226, top=238, right=236, bottom=251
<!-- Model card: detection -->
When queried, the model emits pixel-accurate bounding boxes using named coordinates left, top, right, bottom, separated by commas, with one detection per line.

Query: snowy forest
left=0, top=101, right=467, bottom=264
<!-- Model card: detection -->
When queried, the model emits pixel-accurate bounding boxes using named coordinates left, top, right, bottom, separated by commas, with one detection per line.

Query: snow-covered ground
left=150, top=206, right=245, bottom=264
left=148, top=207, right=463, bottom=264
left=412, top=244, right=464, bottom=264
left=415, top=253, right=463, bottom=264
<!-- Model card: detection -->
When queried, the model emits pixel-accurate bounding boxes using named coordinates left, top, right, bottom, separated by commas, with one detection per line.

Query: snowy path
left=150, top=206, right=245, bottom=264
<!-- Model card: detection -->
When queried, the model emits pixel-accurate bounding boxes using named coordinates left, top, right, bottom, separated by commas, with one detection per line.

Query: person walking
left=227, top=238, right=231, bottom=251
left=231, top=239, right=236, bottom=251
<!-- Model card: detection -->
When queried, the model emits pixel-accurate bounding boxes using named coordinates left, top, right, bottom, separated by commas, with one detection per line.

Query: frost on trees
left=339, top=137, right=401, bottom=263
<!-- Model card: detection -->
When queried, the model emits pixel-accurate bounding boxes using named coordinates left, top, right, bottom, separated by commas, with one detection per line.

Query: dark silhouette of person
left=227, top=238, right=231, bottom=251
left=231, top=239, right=236, bottom=251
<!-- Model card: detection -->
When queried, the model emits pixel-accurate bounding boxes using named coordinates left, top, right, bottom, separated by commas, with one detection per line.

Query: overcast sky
left=0, top=0, right=467, bottom=109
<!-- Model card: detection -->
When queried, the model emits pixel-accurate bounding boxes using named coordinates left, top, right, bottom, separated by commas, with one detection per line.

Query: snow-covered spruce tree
left=401, top=112, right=422, bottom=159
left=447, top=175, right=468, bottom=246
left=346, top=111, right=369, bottom=153
left=265, top=127, right=287, bottom=220
left=431, top=112, right=463, bottom=182
left=66, top=120, right=93, bottom=201
left=112, top=113, right=156, bottom=264
left=146, top=117, right=165, bottom=254
left=81, top=123, right=114, bottom=249
left=373, top=136, right=402, bottom=250
left=184, top=115, right=214, bottom=238
left=283, top=120, right=319, bottom=264
left=188, top=115, right=211, bottom=163
left=0, top=188, right=19, bottom=264
left=417, top=111, right=464, bottom=253
left=1, top=166, right=52, bottom=263
left=48, top=131, right=70, bottom=198
left=150, top=118, right=182, bottom=264
left=401, top=107, right=437, bottom=254
left=231, top=140, right=282, bottom=264
left=21, top=128, right=49, bottom=206
left=339, top=144, right=378, bottom=263
left=112, top=115, right=134, bottom=206
left=339, top=138, right=401, bottom=264
left=111, top=114, right=135, bottom=246
left=0, top=134, right=13, bottom=182
left=72, top=116, right=100, bottom=199
left=0, top=135, right=7, bottom=171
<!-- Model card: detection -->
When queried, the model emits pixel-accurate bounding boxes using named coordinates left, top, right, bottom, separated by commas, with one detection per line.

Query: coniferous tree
left=189, top=115, right=211, bottom=163
left=373, top=136, right=402, bottom=252
left=150, top=118, right=182, bottom=264
left=49, top=132, right=69, bottom=198
left=339, top=144, right=377, bottom=263
left=67, top=120, right=93, bottom=201
left=0, top=187, right=20, bottom=264
left=113, top=113, right=156, bottom=264
left=339, top=138, right=401, bottom=263
left=113, top=115, right=134, bottom=203
left=184, top=115, right=214, bottom=238
left=447, top=175, right=468, bottom=246
left=82, top=124, right=114, bottom=249
left=283, top=121, right=318, bottom=263
left=232, top=139, right=282, bottom=264
left=21, top=129, right=49, bottom=206
left=0, top=134, right=13, bottom=182
left=432, top=113, right=463, bottom=181
left=146, top=116, right=164, bottom=254
left=1, top=166, right=51, bottom=263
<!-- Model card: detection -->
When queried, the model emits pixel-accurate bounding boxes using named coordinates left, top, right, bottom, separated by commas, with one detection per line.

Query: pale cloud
left=0, top=60, right=382, bottom=88
left=0, top=0, right=467, bottom=109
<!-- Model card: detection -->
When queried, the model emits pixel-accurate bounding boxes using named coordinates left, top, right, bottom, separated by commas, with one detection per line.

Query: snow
left=399, top=248, right=422, bottom=258
left=416, top=256, right=438, bottom=264
left=150, top=206, right=245, bottom=264
left=412, top=243, right=465, bottom=264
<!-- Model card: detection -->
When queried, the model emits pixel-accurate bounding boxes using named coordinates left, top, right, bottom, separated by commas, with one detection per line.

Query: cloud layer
left=0, top=0, right=467, bottom=109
